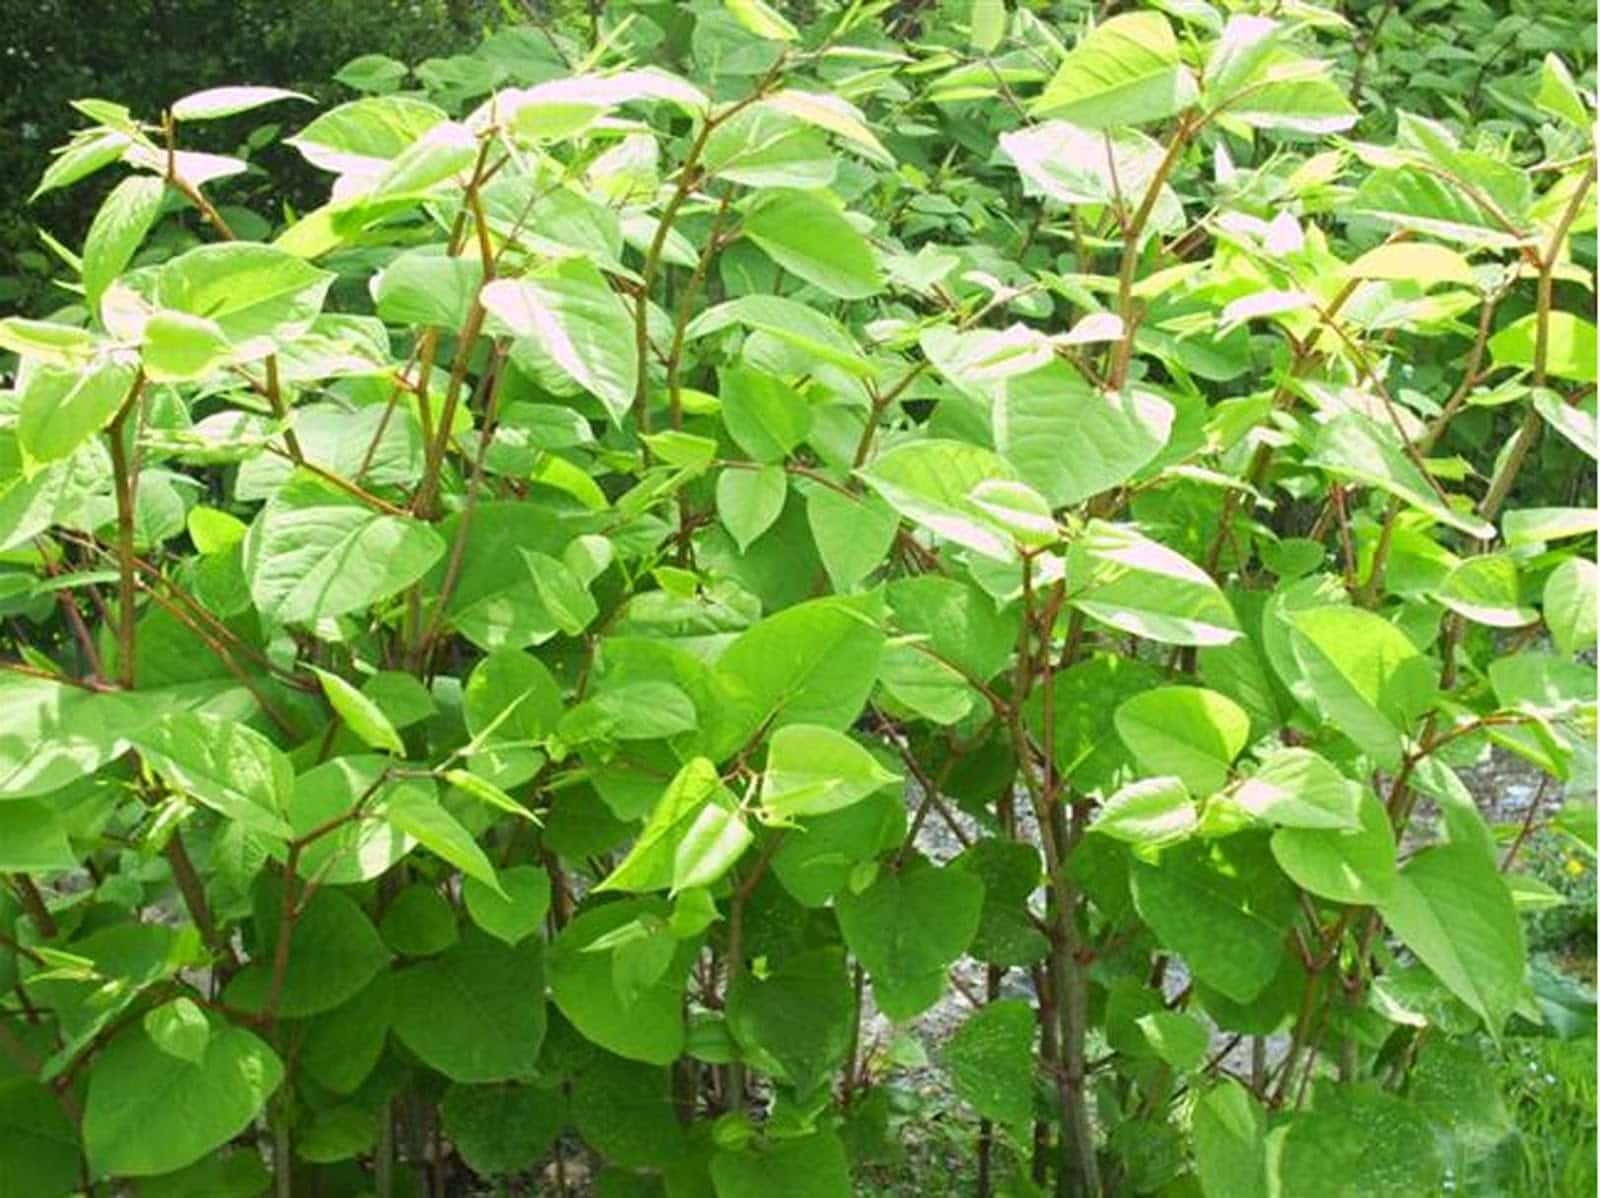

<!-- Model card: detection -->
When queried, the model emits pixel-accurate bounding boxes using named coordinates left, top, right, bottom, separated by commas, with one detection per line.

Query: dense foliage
left=0, top=2, right=1595, bottom=1196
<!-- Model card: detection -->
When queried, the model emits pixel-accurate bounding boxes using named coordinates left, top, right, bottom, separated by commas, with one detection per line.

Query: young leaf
left=16, top=355, right=137, bottom=466
left=762, top=724, right=901, bottom=820
left=130, top=711, right=294, bottom=839
left=1068, top=521, right=1240, bottom=646
left=597, top=758, right=751, bottom=894
left=720, top=366, right=813, bottom=463
left=383, top=788, right=504, bottom=897
left=81, top=175, right=165, bottom=311
left=481, top=261, right=637, bottom=424
left=1114, top=686, right=1250, bottom=795
left=463, top=865, right=552, bottom=946
left=1092, top=776, right=1197, bottom=848
left=717, top=465, right=787, bottom=551
left=548, top=899, right=692, bottom=1064
left=170, top=86, right=311, bottom=121
left=1378, top=843, right=1526, bottom=1035
left=741, top=189, right=883, bottom=299
left=1543, top=556, right=1598, bottom=657
left=311, top=667, right=406, bottom=755
left=1269, top=790, right=1397, bottom=905
left=1032, top=12, right=1198, bottom=127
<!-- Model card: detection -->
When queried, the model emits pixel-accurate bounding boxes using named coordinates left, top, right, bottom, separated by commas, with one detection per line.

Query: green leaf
left=1115, top=686, right=1250, bottom=794
left=598, top=758, right=751, bottom=894
left=374, top=250, right=483, bottom=329
left=288, top=758, right=419, bottom=885
left=299, top=976, right=391, bottom=1095
left=171, top=86, right=310, bottom=121
left=0, top=801, right=77, bottom=873
left=805, top=488, right=897, bottom=592
left=0, top=318, right=95, bottom=365
left=728, top=947, right=857, bottom=1094
left=763, top=90, right=891, bottom=164
left=1068, top=521, right=1240, bottom=646
left=860, top=439, right=1020, bottom=561
left=971, top=0, right=1007, bottom=53
left=771, top=790, right=905, bottom=907
left=1311, top=412, right=1494, bottom=539
left=312, top=667, right=405, bottom=754
left=156, top=243, right=333, bottom=360
left=1378, top=843, right=1526, bottom=1034
left=1130, top=835, right=1295, bottom=1004
left=1489, top=312, right=1599, bottom=384
left=463, top=865, right=551, bottom=946
left=720, top=365, right=813, bottom=464
left=1209, top=55, right=1355, bottom=134
left=1032, top=12, right=1198, bottom=127
left=1193, top=1080, right=1269, bottom=1198
left=84, top=1025, right=283, bottom=1178
left=837, top=858, right=984, bottom=1019
left=1341, top=242, right=1476, bottom=287
left=335, top=54, right=410, bottom=94
left=482, top=260, right=637, bottom=424
left=464, top=647, right=563, bottom=747
left=1537, top=54, right=1589, bottom=127
left=16, top=354, right=137, bottom=465
left=522, top=549, right=599, bottom=636
left=1234, top=748, right=1363, bottom=830
left=711, top=1130, right=853, bottom=1198
left=1286, top=606, right=1439, bottom=769
left=141, top=311, right=233, bottom=382
left=286, top=95, right=447, bottom=176
left=130, top=711, right=293, bottom=838
left=1270, top=789, right=1397, bottom=905
left=379, top=884, right=459, bottom=956
left=0, top=1078, right=80, bottom=1198
left=717, top=465, right=787, bottom=550
left=236, top=886, right=390, bottom=1018
left=82, top=175, right=165, bottom=311
left=1532, top=387, right=1598, bottom=460
left=944, top=999, right=1035, bottom=1125
left=30, top=129, right=134, bottom=200
left=687, top=296, right=874, bottom=378
left=953, top=839, right=1049, bottom=967
left=763, top=724, right=901, bottom=820
left=142, top=997, right=210, bottom=1066
left=548, top=898, right=693, bottom=1064
left=441, top=1082, right=564, bottom=1177
left=391, top=932, right=547, bottom=1082
left=1503, top=506, right=1599, bottom=546
left=384, top=787, right=503, bottom=895
left=995, top=367, right=1174, bottom=507
left=1544, top=556, right=1598, bottom=657
left=1437, top=554, right=1538, bottom=628
left=1352, top=167, right=1524, bottom=249
left=1276, top=1083, right=1444, bottom=1197
left=724, top=0, right=799, bottom=41
left=742, top=189, right=882, bottom=299
left=1092, top=776, right=1197, bottom=848
left=571, top=1052, right=686, bottom=1168
left=242, top=474, right=446, bottom=625
left=710, top=596, right=885, bottom=758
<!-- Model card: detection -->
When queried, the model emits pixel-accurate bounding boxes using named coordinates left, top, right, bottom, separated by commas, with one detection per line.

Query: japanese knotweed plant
left=0, top=2, right=1595, bottom=1196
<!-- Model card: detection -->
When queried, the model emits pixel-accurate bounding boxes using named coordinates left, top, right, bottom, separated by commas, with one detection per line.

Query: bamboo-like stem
left=106, top=372, right=147, bottom=689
